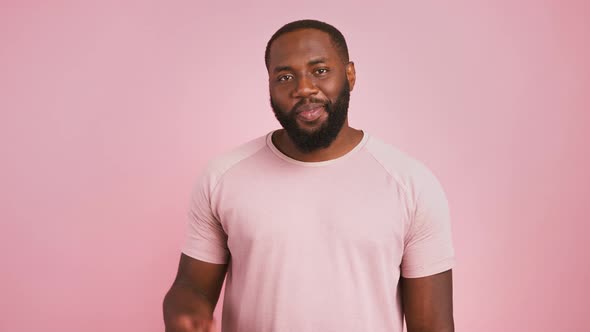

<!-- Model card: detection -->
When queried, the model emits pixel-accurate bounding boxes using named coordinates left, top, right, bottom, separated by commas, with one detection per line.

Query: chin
left=297, top=120, right=323, bottom=129
left=297, top=116, right=328, bottom=129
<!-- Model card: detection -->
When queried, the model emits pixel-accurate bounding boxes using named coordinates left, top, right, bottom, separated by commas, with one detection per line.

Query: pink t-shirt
left=183, top=130, right=455, bottom=331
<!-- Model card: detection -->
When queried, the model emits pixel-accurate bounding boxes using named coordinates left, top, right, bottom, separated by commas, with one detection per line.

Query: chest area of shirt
left=214, top=172, right=408, bottom=254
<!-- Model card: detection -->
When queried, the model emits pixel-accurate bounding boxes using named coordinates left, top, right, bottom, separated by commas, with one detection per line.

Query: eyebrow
left=272, top=57, right=328, bottom=73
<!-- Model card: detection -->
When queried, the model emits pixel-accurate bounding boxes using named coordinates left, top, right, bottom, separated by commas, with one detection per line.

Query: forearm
left=163, top=283, right=216, bottom=332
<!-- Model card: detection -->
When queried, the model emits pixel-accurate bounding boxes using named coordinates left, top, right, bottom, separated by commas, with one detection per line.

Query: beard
left=270, top=81, right=350, bottom=153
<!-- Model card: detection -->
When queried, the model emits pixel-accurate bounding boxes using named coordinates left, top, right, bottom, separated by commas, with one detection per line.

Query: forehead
left=268, top=29, right=340, bottom=68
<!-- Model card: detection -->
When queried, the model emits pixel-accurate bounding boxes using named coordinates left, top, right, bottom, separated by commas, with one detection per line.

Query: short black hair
left=264, top=19, right=350, bottom=70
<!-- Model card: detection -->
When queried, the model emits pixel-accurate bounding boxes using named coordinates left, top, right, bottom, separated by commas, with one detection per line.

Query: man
left=163, top=20, right=455, bottom=332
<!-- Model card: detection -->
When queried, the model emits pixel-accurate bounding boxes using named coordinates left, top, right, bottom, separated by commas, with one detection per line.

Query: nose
left=292, top=75, right=318, bottom=98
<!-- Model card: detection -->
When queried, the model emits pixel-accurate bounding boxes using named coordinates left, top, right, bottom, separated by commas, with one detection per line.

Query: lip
left=296, top=105, right=325, bottom=122
left=295, top=103, right=326, bottom=114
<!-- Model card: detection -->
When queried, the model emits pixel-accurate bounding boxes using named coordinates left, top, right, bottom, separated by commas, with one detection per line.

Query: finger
left=208, top=320, right=217, bottom=332
left=194, top=319, right=213, bottom=332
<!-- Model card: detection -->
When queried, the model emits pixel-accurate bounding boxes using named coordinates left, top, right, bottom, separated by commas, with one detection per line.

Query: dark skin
left=163, top=254, right=226, bottom=332
left=163, top=28, right=454, bottom=332
left=401, top=270, right=455, bottom=332
left=268, top=29, right=363, bottom=162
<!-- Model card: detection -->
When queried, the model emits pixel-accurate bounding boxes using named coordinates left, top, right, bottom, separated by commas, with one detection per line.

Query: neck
left=272, top=120, right=364, bottom=162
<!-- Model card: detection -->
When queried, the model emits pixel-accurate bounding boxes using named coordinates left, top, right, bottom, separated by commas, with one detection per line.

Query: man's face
left=267, top=29, right=354, bottom=153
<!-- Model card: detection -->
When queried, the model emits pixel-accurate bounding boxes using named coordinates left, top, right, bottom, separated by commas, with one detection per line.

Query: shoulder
left=364, top=134, right=446, bottom=209
left=195, top=133, right=268, bottom=192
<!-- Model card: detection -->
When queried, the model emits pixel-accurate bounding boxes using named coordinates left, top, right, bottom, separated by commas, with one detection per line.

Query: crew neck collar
left=266, top=129, right=369, bottom=167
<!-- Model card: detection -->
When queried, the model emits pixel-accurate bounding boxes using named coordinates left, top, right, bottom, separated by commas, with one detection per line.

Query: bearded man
left=163, top=19, right=455, bottom=332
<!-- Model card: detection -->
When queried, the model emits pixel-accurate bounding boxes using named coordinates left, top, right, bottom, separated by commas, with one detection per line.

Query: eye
left=314, top=68, right=329, bottom=75
left=277, top=74, right=293, bottom=82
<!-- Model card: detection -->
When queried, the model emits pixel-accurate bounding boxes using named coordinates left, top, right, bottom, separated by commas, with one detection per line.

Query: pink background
left=1, top=1, right=589, bottom=331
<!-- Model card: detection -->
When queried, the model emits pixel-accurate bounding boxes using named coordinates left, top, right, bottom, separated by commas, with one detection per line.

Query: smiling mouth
left=296, top=106, right=325, bottom=122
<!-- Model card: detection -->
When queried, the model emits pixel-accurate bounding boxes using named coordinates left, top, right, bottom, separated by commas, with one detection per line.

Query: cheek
left=270, top=83, right=289, bottom=97
left=318, top=81, right=341, bottom=101
left=271, top=86, right=295, bottom=108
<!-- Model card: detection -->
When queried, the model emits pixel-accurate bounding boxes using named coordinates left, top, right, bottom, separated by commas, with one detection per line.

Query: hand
left=194, top=318, right=216, bottom=332
left=166, top=316, right=217, bottom=332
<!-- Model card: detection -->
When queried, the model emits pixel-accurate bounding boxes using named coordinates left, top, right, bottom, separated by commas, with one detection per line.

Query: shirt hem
left=401, top=256, right=455, bottom=278
left=182, top=248, right=229, bottom=265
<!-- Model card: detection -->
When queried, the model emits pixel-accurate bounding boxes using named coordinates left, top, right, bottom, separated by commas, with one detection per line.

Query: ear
left=345, top=61, right=356, bottom=91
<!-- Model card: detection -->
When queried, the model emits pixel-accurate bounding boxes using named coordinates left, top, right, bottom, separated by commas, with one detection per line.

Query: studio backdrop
left=1, top=1, right=588, bottom=331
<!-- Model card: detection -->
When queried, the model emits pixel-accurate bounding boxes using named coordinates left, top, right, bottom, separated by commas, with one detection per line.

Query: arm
left=401, top=269, right=454, bottom=332
left=163, top=253, right=228, bottom=332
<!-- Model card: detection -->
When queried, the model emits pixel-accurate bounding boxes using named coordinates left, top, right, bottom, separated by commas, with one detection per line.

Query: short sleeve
left=181, top=169, right=230, bottom=264
left=401, top=165, right=455, bottom=278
